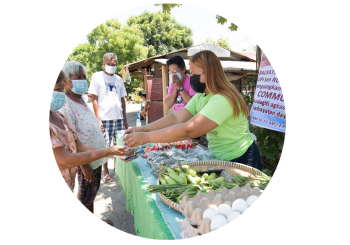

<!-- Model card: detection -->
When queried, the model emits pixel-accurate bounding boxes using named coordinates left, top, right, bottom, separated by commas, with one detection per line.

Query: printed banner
left=250, top=53, right=286, bottom=132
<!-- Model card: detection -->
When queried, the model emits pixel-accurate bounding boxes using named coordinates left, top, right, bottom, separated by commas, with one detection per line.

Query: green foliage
left=128, top=87, right=144, bottom=102
left=262, top=169, right=272, bottom=177
left=154, top=4, right=182, bottom=14
left=216, top=14, right=238, bottom=31
left=155, top=4, right=238, bottom=32
left=250, top=125, right=285, bottom=175
left=67, top=18, right=148, bottom=90
left=217, top=38, right=230, bottom=49
left=127, top=11, right=194, bottom=57
left=205, top=37, right=231, bottom=49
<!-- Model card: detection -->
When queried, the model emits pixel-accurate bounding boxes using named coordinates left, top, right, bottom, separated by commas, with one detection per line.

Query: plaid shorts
left=102, top=119, right=124, bottom=146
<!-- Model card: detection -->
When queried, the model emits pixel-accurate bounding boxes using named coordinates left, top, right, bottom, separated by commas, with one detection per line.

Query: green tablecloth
left=115, top=134, right=175, bottom=240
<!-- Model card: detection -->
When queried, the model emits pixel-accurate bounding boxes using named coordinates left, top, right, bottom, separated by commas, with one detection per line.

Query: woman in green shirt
left=123, top=50, right=261, bottom=170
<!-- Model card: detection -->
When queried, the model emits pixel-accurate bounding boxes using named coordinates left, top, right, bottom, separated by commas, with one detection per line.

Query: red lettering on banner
left=259, top=70, right=275, bottom=76
left=270, top=102, right=285, bottom=110
left=257, top=91, right=284, bottom=102
left=256, top=84, right=281, bottom=91
left=277, top=111, right=286, bottom=120
left=271, top=93, right=281, bottom=100
left=280, top=95, right=284, bottom=102
left=272, top=77, right=279, bottom=83
left=252, top=105, right=276, bottom=116
left=266, top=91, right=273, bottom=99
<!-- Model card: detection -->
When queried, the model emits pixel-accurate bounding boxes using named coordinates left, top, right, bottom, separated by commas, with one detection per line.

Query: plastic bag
left=124, top=67, right=131, bottom=84
left=220, top=171, right=234, bottom=183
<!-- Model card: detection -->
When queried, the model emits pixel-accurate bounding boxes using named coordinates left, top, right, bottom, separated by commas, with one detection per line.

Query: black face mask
left=190, top=73, right=206, bottom=93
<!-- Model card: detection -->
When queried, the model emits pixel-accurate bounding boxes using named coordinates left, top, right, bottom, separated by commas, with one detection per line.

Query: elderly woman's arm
left=53, top=146, right=110, bottom=170
left=53, top=140, right=134, bottom=170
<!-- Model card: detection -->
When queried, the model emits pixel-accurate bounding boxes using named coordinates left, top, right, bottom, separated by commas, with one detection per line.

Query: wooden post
left=144, top=68, right=148, bottom=99
left=144, top=68, right=148, bottom=124
left=161, top=65, right=168, bottom=117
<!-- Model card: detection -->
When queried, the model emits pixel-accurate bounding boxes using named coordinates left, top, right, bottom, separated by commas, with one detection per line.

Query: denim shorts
left=230, top=141, right=262, bottom=171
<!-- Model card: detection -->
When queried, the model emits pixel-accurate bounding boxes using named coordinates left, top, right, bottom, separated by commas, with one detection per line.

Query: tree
left=127, top=10, right=194, bottom=57
left=204, top=37, right=231, bottom=49
left=155, top=4, right=238, bottom=32
left=67, top=18, right=148, bottom=91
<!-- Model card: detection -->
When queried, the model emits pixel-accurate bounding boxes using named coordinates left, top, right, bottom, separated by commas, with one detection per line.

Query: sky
left=80, top=4, right=257, bottom=52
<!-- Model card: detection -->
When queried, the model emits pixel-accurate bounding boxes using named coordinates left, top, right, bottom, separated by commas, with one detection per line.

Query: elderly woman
left=50, top=70, right=136, bottom=225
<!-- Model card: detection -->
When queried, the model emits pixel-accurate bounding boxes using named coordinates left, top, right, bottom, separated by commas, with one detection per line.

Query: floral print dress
left=49, top=111, right=79, bottom=192
left=59, top=95, right=107, bottom=170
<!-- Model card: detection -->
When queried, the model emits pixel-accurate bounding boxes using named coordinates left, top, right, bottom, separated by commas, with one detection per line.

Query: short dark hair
left=166, top=55, right=186, bottom=72
left=57, top=70, right=65, bottom=84
left=141, top=94, right=147, bottom=98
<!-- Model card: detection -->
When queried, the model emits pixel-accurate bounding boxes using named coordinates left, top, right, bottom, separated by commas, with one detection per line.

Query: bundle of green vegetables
left=147, top=165, right=271, bottom=204
left=147, top=165, right=244, bottom=203
left=231, top=173, right=271, bottom=190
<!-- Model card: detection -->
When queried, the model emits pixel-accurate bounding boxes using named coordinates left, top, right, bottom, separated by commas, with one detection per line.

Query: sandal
left=103, top=175, right=112, bottom=183
left=102, top=219, right=113, bottom=226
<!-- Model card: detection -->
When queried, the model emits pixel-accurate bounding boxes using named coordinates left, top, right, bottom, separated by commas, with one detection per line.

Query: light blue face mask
left=50, top=91, right=66, bottom=111
left=176, top=73, right=182, bottom=81
left=70, top=79, right=88, bottom=95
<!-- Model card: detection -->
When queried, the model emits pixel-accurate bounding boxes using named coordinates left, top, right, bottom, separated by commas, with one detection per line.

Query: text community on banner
left=250, top=53, right=286, bottom=132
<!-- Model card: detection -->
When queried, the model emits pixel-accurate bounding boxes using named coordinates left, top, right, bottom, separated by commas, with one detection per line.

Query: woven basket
left=157, top=160, right=266, bottom=213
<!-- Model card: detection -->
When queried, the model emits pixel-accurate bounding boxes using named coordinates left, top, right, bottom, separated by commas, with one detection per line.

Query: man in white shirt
left=89, top=53, right=129, bottom=182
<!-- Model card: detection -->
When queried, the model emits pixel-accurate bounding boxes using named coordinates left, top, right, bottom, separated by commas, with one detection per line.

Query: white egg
left=227, top=211, right=241, bottom=222
left=217, top=204, right=232, bottom=218
left=231, top=198, right=248, bottom=213
left=210, top=215, right=228, bottom=231
left=246, top=195, right=259, bottom=207
left=203, top=208, right=217, bottom=221
left=209, top=204, right=218, bottom=212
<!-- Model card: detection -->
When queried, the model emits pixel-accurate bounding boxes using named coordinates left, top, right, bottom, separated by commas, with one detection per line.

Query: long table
left=115, top=131, right=185, bottom=239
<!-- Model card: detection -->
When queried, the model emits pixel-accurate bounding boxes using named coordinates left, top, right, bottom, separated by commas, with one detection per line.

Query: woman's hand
left=109, top=145, right=135, bottom=156
left=123, top=126, right=143, bottom=137
left=123, top=132, right=150, bottom=148
left=81, top=164, right=95, bottom=183
left=173, top=74, right=183, bottom=90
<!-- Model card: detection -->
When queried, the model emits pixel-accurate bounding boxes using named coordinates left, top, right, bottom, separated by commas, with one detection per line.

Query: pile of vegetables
left=231, top=173, right=271, bottom=190
left=147, top=165, right=271, bottom=204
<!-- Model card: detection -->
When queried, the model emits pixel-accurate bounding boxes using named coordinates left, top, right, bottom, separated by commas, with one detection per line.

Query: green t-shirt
left=184, top=93, right=254, bottom=161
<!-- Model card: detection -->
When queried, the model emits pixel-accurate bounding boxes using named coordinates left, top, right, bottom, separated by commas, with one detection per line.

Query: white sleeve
left=88, top=73, right=99, bottom=96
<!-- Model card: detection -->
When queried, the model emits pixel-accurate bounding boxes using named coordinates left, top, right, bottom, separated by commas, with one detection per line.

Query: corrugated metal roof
left=154, top=58, right=256, bottom=71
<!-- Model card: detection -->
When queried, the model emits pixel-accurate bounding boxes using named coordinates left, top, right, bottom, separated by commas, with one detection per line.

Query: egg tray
left=179, top=184, right=262, bottom=237
left=180, top=218, right=200, bottom=239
